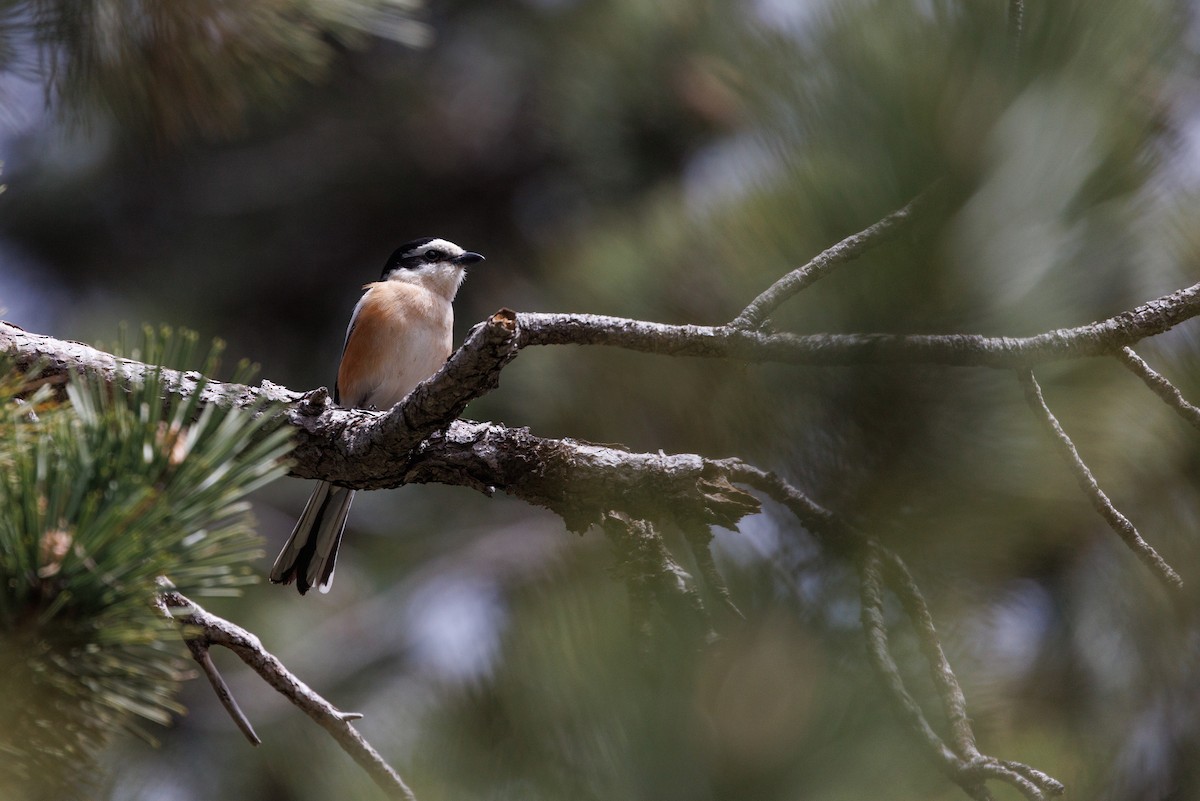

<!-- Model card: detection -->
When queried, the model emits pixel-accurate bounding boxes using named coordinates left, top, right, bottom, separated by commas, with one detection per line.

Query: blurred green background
left=4, top=0, right=1200, bottom=798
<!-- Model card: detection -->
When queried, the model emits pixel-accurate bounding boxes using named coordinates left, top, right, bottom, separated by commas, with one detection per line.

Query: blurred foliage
left=0, top=328, right=292, bottom=799
left=3, top=0, right=1200, bottom=800
left=22, top=0, right=429, bottom=142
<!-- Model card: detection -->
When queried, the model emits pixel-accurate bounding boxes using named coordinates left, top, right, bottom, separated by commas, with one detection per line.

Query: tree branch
left=7, top=278, right=1200, bottom=443
left=0, top=317, right=762, bottom=555
left=725, top=466, right=1063, bottom=800
left=157, top=588, right=417, bottom=801
left=858, top=545, right=996, bottom=800
left=7, top=228, right=1200, bottom=800
left=1018, top=369, right=1183, bottom=593
left=403, top=424, right=762, bottom=532
left=729, top=192, right=930, bottom=330
left=1118, top=346, right=1200, bottom=432
left=187, top=642, right=262, bottom=747
left=515, top=280, right=1200, bottom=368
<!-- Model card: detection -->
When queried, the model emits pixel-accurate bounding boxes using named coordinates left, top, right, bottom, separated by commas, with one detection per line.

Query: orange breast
left=337, top=281, right=453, bottom=410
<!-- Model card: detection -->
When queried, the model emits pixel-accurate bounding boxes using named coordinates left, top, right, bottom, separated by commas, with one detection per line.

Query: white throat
left=387, top=263, right=467, bottom=302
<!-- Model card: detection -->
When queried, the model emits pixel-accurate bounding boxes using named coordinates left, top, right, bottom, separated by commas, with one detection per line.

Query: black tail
left=270, top=480, right=355, bottom=594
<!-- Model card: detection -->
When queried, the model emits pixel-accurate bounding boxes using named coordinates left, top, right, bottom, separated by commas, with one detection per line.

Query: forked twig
left=157, top=587, right=417, bottom=801
left=862, top=544, right=1065, bottom=800
left=725, top=466, right=1063, bottom=799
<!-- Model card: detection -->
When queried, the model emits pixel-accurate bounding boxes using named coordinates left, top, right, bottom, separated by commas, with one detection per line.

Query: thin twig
left=875, top=546, right=978, bottom=761
left=190, top=643, right=262, bottom=746
left=714, top=460, right=862, bottom=556
left=680, top=521, right=744, bottom=620
left=1007, top=0, right=1024, bottom=58
left=1018, top=369, right=1183, bottom=593
left=1118, top=346, right=1200, bottom=432
left=157, top=589, right=418, bottom=801
left=858, top=546, right=967, bottom=778
left=730, top=191, right=930, bottom=330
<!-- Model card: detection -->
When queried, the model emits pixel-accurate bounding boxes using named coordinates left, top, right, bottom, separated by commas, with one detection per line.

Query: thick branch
left=158, top=590, right=416, bottom=801
left=0, top=321, right=286, bottom=410
left=6, top=279, right=1200, bottom=444
left=348, top=309, right=521, bottom=458
left=0, top=320, right=761, bottom=531
left=404, top=421, right=761, bottom=532
left=284, top=309, right=523, bottom=479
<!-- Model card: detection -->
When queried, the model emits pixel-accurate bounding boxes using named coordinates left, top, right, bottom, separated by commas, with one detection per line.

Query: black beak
left=454, top=252, right=485, bottom=266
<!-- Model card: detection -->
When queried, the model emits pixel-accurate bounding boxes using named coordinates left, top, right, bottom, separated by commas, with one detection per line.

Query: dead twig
left=859, top=542, right=1063, bottom=801
left=716, top=467, right=1064, bottom=800
left=1118, top=346, right=1200, bottom=433
left=1018, top=369, right=1183, bottom=593
left=730, top=192, right=930, bottom=330
left=156, top=587, right=417, bottom=801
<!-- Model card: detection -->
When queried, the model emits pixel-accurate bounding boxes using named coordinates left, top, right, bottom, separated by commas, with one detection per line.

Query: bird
left=270, top=237, right=485, bottom=594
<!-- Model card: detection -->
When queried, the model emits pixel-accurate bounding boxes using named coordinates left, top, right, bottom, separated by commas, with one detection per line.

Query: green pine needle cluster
left=0, top=326, right=293, bottom=799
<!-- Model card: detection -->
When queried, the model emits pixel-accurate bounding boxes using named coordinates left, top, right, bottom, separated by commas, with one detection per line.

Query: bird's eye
left=423, top=249, right=443, bottom=262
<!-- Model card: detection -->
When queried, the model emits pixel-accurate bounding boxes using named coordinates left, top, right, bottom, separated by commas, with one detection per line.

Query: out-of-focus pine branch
left=21, top=0, right=430, bottom=142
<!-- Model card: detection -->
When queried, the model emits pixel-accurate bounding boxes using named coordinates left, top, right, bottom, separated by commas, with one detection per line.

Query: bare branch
left=0, top=321, right=759, bottom=531
left=1018, top=369, right=1183, bottom=592
left=190, top=644, right=262, bottom=746
left=717, top=467, right=1064, bottom=799
left=157, top=590, right=418, bottom=801
left=405, top=421, right=761, bottom=533
left=857, top=545, right=986, bottom=792
left=873, top=545, right=978, bottom=759
left=859, top=540, right=1062, bottom=800
left=1118, top=346, right=1200, bottom=432
left=730, top=191, right=930, bottom=330
left=715, top=460, right=862, bottom=556
left=7, top=279, right=1200, bottom=483
left=516, top=280, right=1200, bottom=368
left=8, top=273, right=1200, bottom=417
